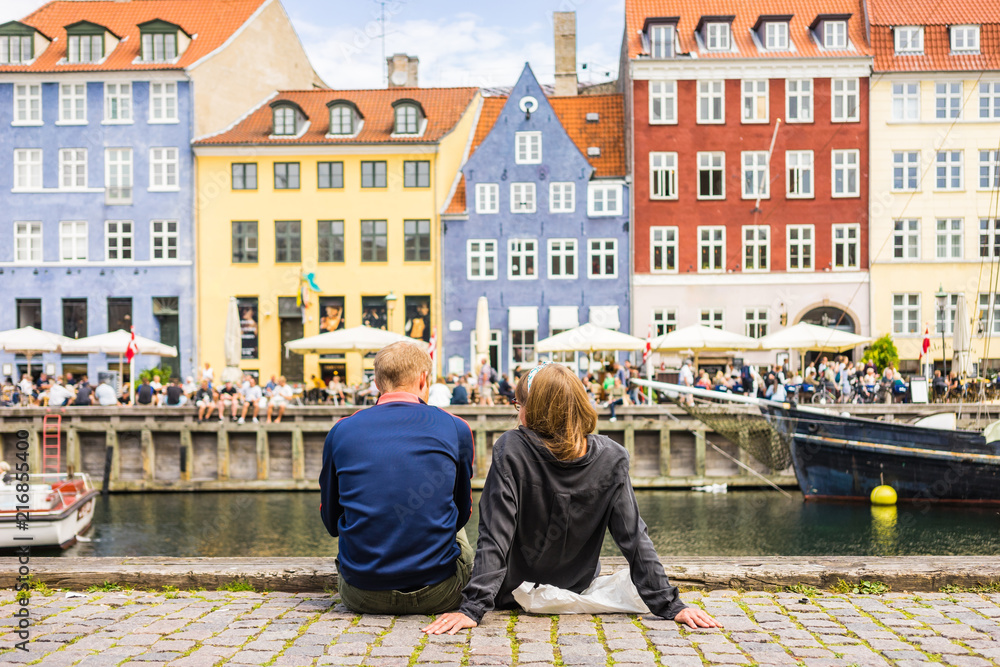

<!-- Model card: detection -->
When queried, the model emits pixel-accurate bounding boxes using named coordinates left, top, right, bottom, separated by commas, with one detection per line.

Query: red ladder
left=42, top=413, right=62, bottom=474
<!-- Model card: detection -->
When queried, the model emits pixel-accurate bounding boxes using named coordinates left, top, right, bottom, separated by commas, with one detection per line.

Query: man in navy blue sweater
left=320, top=342, right=475, bottom=614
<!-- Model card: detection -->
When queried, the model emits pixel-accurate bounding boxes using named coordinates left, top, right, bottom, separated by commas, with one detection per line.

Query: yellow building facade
left=194, top=87, right=481, bottom=384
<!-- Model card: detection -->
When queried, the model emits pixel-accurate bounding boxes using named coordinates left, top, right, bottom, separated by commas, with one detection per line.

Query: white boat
left=0, top=473, right=99, bottom=549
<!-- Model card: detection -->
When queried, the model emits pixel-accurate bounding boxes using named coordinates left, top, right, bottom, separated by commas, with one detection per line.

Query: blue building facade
left=0, top=74, right=195, bottom=380
left=441, top=65, right=630, bottom=377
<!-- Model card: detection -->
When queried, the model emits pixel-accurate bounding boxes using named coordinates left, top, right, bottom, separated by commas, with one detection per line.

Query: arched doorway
left=800, top=307, right=855, bottom=333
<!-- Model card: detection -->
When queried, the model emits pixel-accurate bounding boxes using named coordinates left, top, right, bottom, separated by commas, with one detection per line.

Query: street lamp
left=384, top=292, right=397, bottom=331
left=935, top=284, right=948, bottom=379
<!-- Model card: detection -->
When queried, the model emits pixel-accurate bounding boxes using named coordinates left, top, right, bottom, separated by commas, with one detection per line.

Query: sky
left=1, top=0, right=625, bottom=89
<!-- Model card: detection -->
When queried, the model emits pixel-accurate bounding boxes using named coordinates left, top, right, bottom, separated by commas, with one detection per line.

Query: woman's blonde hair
left=516, top=364, right=597, bottom=460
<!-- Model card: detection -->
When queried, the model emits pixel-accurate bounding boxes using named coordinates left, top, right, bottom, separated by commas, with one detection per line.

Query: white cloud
left=0, top=0, right=48, bottom=24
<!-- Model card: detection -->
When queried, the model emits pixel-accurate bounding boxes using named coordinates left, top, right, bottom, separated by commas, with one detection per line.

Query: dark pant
left=608, top=398, right=625, bottom=419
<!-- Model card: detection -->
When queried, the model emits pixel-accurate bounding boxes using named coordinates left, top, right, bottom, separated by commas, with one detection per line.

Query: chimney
left=553, top=12, right=577, bottom=96
left=387, top=53, right=419, bottom=88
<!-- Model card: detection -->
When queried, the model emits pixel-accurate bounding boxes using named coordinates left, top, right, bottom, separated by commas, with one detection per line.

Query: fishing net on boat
left=677, top=403, right=795, bottom=471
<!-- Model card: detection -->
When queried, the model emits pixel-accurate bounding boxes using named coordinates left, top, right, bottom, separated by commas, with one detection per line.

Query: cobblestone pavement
left=2, top=588, right=1000, bottom=667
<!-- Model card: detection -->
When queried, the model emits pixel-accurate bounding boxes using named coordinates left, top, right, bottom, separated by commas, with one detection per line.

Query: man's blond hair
left=373, top=342, right=432, bottom=392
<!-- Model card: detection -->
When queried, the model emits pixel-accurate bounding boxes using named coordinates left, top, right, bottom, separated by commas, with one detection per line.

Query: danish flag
left=920, top=324, right=930, bottom=360
left=427, top=327, right=437, bottom=363
left=125, top=326, right=138, bottom=364
left=642, top=324, right=652, bottom=367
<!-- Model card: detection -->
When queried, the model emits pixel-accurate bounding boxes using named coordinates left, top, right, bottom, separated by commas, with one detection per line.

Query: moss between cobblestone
left=630, top=614, right=665, bottom=666
left=506, top=610, right=520, bottom=664
left=591, top=615, right=614, bottom=667
left=407, top=627, right=429, bottom=667
left=263, top=596, right=322, bottom=667
left=550, top=614, right=565, bottom=667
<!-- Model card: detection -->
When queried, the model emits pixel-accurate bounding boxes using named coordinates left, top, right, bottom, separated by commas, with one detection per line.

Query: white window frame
left=892, top=293, right=920, bottom=335
left=508, top=239, right=538, bottom=280
left=894, top=26, right=924, bottom=54
left=741, top=151, right=769, bottom=200
left=649, top=24, right=675, bottom=58
left=475, top=183, right=499, bottom=214
left=745, top=308, right=768, bottom=338
left=59, top=148, right=88, bottom=190
left=742, top=225, right=769, bottom=272
left=981, top=219, right=1000, bottom=259
left=588, top=183, right=622, bottom=216
left=980, top=150, right=1000, bottom=190
left=650, top=226, right=678, bottom=273
left=515, top=131, right=541, bottom=164
left=510, top=182, right=536, bottom=213
left=981, top=82, right=1000, bottom=120
left=150, top=219, right=179, bottom=261
left=892, top=219, right=920, bottom=260
left=892, top=150, right=921, bottom=192
left=765, top=22, right=789, bottom=50
left=936, top=294, right=960, bottom=336
left=831, top=78, right=859, bottom=122
left=105, top=220, right=134, bottom=261
left=149, top=147, right=179, bottom=192
left=935, top=150, right=963, bottom=191
left=13, top=83, right=42, bottom=125
left=823, top=21, right=847, bottom=49
left=831, top=223, right=860, bottom=270
left=103, top=82, right=132, bottom=123
left=741, top=79, right=768, bottom=123
left=697, top=80, right=725, bottom=124
left=650, top=152, right=678, bottom=200
left=105, top=147, right=133, bottom=205
left=951, top=25, right=980, bottom=53
left=511, top=328, right=537, bottom=367
left=706, top=23, right=731, bottom=51
left=787, top=225, right=814, bottom=271
left=831, top=149, right=859, bottom=197
left=652, top=309, right=677, bottom=336
left=786, top=150, right=814, bottom=198
left=547, top=238, right=577, bottom=279
left=936, top=219, right=963, bottom=260
left=697, top=152, right=725, bottom=200
left=14, top=222, right=42, bottom=263
left=935, top=82, right=962, bottom=120
left=700, top=309, right=724, bottom=329
left=13, top=148, right=43, bottom=191
left=786, top=79, right=813, bottom=123
left=891, top=82, right=920, bottom=121
left=149, top=81, right=178, bottom=123
left=59, top=221, right=88, bottom=262
left=697, top=226, right=725, bottom=273
left=467, top=239, right=498, bottom=280
left=587, top=238, right=618, bottom=279
left=649, top=80, right=677, bottom=124
left=549, top=182, right=575, bottom=213
left=58, top=82, right=87, bottom=125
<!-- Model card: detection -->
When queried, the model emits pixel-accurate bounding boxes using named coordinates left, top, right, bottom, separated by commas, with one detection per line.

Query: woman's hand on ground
left=422, top=612, right=478, bottom=635
left=674, top=607, right=723, bottom=629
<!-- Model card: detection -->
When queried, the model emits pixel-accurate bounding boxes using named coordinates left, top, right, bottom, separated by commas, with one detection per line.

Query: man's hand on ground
left=674, top=607, right=722, bottom=629
left=422, top=612, right=478, bottom=635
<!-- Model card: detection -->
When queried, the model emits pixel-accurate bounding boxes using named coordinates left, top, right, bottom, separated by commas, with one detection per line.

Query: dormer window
left=273, top=105, right=297, bottom=135
left=765, top=22, right=789, bottom=49
left=65, top=22, right=109, bottom=64
left=392, top=99, right=424, bottom=135
left=894, top=26, right=923, bottom=54
left=706, top=23, right=731, bottom=50
left=644, top=18, right=678, bottom=58
left=0, top=22, right=37, bottom=64
left=824, top=21, right=847, bottom=48
left=139, top=20, right=186, bottom=62
left=951, top=25, right=979, bottom=53
left=327, top=101, right=361, bottom=136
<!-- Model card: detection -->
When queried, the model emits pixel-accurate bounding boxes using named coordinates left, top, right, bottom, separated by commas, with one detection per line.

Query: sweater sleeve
left=452, top=417, right=475, bottom=530
left=318, top=425, right=343, bottom=538
left=458, top=444, right=518, bottom=624
left=607, top=468, right=687, bottom=620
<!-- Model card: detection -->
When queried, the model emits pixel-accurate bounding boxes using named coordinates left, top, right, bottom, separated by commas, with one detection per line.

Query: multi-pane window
left=787, top=225, right=813, bottom=270
left=832, top=224, right=859, bottom=269
left=141, top=31, right=177, bottom=62
left=59, top=221, right=87, bottom=262
left=935, top=82, right=962, bottom=119
left=511, top=183, right=536, bottom=213
left=786, top=79, right=813, bottom=122
left=742, top=80, right=768, bottom=123
left=548, top=239, right=577, bottom=278
left=63, top=298, right=87, bottom=339
left=329, top=105, right=354, bottom=134
left=892, top=294, right=920, bottom=334
left=317, top=221, right=344, bottom=263
left=394, top=104, right=419, bottom=134
left=14, top=148, right=42, bottom=190
left=104, top=82, right=131, bottom=122
left=67, top=33, right=102, bottom=63
left=832, top=149, right=859, bottom=197
left=895, top=26, right=923, bottom=54
left=151, top=220, right=178, bottom=261
left=742, top=151, right=768, bottom=199
left=831, top=78, right=859, bottom=121
left=936, top=294, right=960, bottom=335
left=588, top=184, right=621, bottom=215
left=60, top=149, right=87, bottom=189
left=231, top=221, right=258, bottom=263
left=475, top=183, right=499, bottom=213
left=979, top=150, right=1000, bottom=189
left=360, top=220, right=388, bottom=262
left=650, top=152, right=677, bottom=199
left=232, top=163, right=257, bottom=190
left=951, top=25, right=980, bottom=53
left=700, top=309, right=724, bottom=329
left=317, top=161, right=344, bottom=189
left=13, top=84, right=41, bottom=124
left=935, top=150, right=963, bottom=190
left=515, top=132, right=542, bottom=164
left=649, top=24, right=675, bottom=58
left=698, top=226, right=725, bottom=272
left=706, top=23, right=731, bottom=50
left=467, top=240, right=497, bottom=279
left=105, top=148, right=132, bottom=203
left=274, top=162, right=300, bottom=189
left=892, top=151, right=920, bottom=191
left=743, top=226, right=769, bottom=271
left=512, top=330, right=536, bottom=365
left=272, top=106, right=296, bottom=135
left=149, top=82, right=177, bottom=122
left=59, top=83, right=87, bottom=123
left=652, top=309, right=677, bottom=336
left=549, top=182, right=575, bottom=212
left=892, top=82, right=920, bottom=121
left=786, top=150, right=814, bottom=198
left=14, top=222, right=42, bottom=263
left=105, top=220, right=133, bottom=260
left=16, top=298, right=42, bottom=329
left=697, top=80, right=725, bottom=123
left=980, top=218, right=1000, bottom=258
left=274, top=221, right=301, bottom=263
left=765, top=22, right=788, bottom=50
left=980, top=293, right=1000, bottom=334
left=107, top=297, right=132, bottom=333
left=981, top=82, right=1000, bottom=119
left=588, top=239, right=617, bottom=278
left=650, top=226, right=677, bottom=273
left=404, top=219, right=431, bottom=261
left=745, top=308, right=768, bottom=338
left=823, top=21, right=847, bottom=49
left=0, top=34, right=32, bottom=64
left=893, top=219, right=920, bottom=259
left=360, top=161, right=386, bottom=188
left=697, top=152, right=725, bottom=199
left=149, top=147, right=178, bottom=190
left=509, top=239, right=538, bottom=279
left=404, top=160, right=430, bottom=188
left=936, top=219, right=963, bottom=259
left=649, top=80, right=677, bottom=123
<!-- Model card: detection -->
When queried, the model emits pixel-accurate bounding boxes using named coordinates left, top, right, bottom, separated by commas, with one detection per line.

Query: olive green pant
left=336, top=528, right=474, bottom=615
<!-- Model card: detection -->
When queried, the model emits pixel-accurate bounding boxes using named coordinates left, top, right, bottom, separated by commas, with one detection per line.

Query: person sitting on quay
left=135, top=377, right=157, bottom=406
left=319, top=341, right=474, bottom=615
left=194, top=380, right=216, bottom=422
left=450, top=376, right=469, bottom=405
left=326, top=373, right=346, bottom=406
left=423, top=362, right=719, bottom=635
left=72, top=376, right=95, bottom=406
left=266, top=376, right=293, bottom=423
left=218, top=380, right=242, bottom=422
left=427, top=376, right=452, bottom=407
left=150, top=374, right=163, bottom=396
left=238, top=375, right=262, bottom=424
left=95, top=378, right=118, bottom=407
left=164, top=377, right=186, bottom=407
left=47, top=377, right=73, bottom=407
left=497, top=373, right=515, bottom=404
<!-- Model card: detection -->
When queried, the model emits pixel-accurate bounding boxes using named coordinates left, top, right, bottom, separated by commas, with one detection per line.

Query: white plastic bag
left=511, top=568, right=650, bottom=614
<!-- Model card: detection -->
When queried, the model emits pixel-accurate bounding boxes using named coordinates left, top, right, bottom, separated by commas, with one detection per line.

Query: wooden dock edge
left=6, top=556, right=999, bottom=594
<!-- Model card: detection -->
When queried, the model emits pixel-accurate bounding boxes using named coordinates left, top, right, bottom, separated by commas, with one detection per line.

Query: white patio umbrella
left=222, top=297, right=243, bottom=383
left=758, top=322, right=870, bottom=372
left=61, top=329, right=178, bottom=396
left=536, top=324, right=645, bottom=354
left=475, top=296, right=491, bottom=376
left=651, top=325, right=758, bottom=369
left=284, top=325, right=427, bottom=355
left=952, top=296, right=971, bottom=377
left=0, top=326, right=76, bottom=378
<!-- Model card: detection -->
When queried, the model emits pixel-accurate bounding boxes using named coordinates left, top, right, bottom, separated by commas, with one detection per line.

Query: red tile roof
left=2, top=0, right=267, bottom=73
left=195, top=87, right=479, bottom=145
left=866, top=0, right=1000, bottom=26
left=444, top=93, right=626, bottom=215
left=625, top=0, right=870, bottom=60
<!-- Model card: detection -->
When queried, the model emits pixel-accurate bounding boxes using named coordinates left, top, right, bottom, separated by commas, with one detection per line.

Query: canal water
left=58, top=491, right=1000, bottom=557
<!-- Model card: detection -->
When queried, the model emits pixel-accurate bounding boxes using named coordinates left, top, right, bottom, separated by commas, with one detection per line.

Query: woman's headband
left=525, top=361, right=552, bottom=393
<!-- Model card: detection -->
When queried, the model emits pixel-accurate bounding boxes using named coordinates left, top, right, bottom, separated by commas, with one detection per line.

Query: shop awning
left=508, top=306, right=539, bottom=331
left=549, top=306, right=580, bottom=332
left=588, top=305, right=620, bottom=330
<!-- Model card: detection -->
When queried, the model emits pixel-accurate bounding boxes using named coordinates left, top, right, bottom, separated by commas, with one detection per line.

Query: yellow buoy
left=870, top=485, right=897, bottom=506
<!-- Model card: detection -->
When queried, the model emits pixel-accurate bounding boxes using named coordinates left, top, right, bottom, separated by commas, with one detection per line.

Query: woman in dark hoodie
left=423, top=362, right=720, bottom=634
